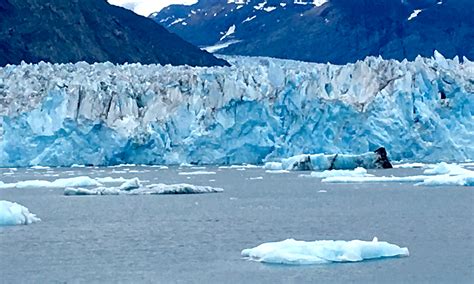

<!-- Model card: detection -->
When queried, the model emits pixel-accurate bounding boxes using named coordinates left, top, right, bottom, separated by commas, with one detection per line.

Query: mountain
left=153, top=0, right=474, bottom=64
left=0, top=0, right=227, bottom=67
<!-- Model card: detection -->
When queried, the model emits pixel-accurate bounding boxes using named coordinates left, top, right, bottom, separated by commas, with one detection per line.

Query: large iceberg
left=0, top=200, right=41, bottom=226
left=0, top=53, right=473, bottom=167
left=64, top=178, right=224, bottom=195
left=64, top=183, right=224, bottom=195
left=265, top=147, right=392, bottom=171
left=241, top=238, right=409, bottom=265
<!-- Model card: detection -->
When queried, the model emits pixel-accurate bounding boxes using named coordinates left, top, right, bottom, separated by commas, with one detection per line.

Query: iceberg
left=0, top=200, right=41, bottom=226
left=178, top=171, right=217, bottom=175
left=241, top=238, right=409, bottom=265
left=64, top=179, right=223, bottom=195
left=323, top=162, right=474, bottom=186
left=0, top=54, right=473, bottom=167
left=278, top=148, right=392, bottom=171
left=307, top=167, right=370, bottom=178
left=0, top=176, right=102, bottom=189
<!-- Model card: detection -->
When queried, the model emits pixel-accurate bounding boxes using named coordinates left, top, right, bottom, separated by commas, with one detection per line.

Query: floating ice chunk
left=95, top=176, right=128, bottom=183
left=64, top=183, right=223, bottom=195
left=132, top=183, right=224, bottom=195
left=416, top=174, right=474, bottom=186
left=308, top=167, right=370, bottom=178
left=322, top=175, right=427, bottom=184
left=0, top=176, right=102, bottom=189
left=264, top=162, right=283, bottom=170
left=249, top=176, right=264, bottom=180
left=178, top=171, right=217, bottom=175
left=241, top=238, right=409, bottom=265
left=30, top=165, right=50, bottom=170
left=393, top=163, right=426, bottom=169
left=150, top=165, right=169, bottom=169
left=265, top=170, right=290, bottom=174
left=0, top=200, right=41, bottom=226
left=423, top=162, right=471, bottom=176
left=280, top=148, right=392, bottom=171
left=119, top=177, right=141, bottom=191
left=64, top=187, right=121, bottom=196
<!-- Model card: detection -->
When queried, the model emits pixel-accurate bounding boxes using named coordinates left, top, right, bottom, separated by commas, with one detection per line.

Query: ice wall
left=0, top=53, right=472, bottom=167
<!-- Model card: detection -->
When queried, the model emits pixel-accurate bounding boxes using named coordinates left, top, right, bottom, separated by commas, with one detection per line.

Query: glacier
left=241, top=238, right=409, bottom=265
left=0, top=200, right=41, bottom=226
left=0, top=53, right=473, bottom=167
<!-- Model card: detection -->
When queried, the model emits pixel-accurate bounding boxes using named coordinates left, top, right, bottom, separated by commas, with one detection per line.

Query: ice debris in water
left=64, top=178, right=223, bottom=195
left=241, top=237, right=409, bottom=265
left=0, top=54, right=472, bottom=167
left=323, top=162, right=474, bottom=186
left=0, top=176, right=101, bottom=189
left=306, top=167, right=371, bottom=178
left=0, top=200, right=41, bottom=226
left=265, top=148, right=392, bottom=171
left=178, top=171, right=217, bottom=175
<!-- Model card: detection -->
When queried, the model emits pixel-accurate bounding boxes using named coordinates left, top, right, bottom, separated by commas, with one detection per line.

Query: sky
left=108, top=0, right=198, bottom=16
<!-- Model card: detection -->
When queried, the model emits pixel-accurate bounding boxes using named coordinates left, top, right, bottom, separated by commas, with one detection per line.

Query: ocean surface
left=0, top=166, right=473, bottom=283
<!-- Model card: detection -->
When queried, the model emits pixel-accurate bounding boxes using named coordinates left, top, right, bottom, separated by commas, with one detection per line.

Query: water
left=1, top=166, right=473, bottom=283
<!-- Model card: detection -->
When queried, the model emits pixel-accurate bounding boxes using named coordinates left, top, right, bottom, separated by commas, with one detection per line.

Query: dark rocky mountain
left=153, top=0, right=473, bottom=64
left=0, top=0, right=228, bottom=67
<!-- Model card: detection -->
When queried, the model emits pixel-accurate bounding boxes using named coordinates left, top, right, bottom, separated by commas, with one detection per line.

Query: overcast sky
left=108, top=0, right=197, bottom=16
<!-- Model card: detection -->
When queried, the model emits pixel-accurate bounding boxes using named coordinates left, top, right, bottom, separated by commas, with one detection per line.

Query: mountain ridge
left=0, top=0, right=228, bottom=67
left=153, top=0, right=473, bottom=64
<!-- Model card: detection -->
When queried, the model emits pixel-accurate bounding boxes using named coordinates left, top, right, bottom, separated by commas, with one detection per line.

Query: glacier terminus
left=0, top=53, right=472, bottom=167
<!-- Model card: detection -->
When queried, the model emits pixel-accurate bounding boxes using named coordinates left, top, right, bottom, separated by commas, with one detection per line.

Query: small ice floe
left=178, top=171, right=217, bottom=176
left=416, top=175, right=474, bottom=187
left=0, top=176, right=101, bottom=189
left=249, top=176, right=264, bottom=180
left=150, top=165, right=169, bottom=169
left=265, top=170, right=290, bottom=174
left=263, top=162, right=283, bottom=170
left=393, top=162, right=426, bottom=169
left=30, top=165, right=51, bottom=170
left=71, top=164, right=86, bottom=168
left=220, top=164, right=260, bottom=169
left=64, top=179, right=223, bottom=196
left=423, top=162, right=471, bottom=176
left=322, top=175, right=427, bottom=184
left=131, top=183, right=223, bottom=195
left=323, top=162, right=474, bottom=187
left=241, top=237, right=409, bottom=265
left=302, top=167, right=370, bottom=178
left=95, top=176, right=129, bottom=184
left=0, top=200, right=41, bottom=226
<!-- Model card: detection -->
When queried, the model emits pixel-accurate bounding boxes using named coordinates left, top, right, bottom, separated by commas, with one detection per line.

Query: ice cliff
left=0, top=53, right=472, bottom=167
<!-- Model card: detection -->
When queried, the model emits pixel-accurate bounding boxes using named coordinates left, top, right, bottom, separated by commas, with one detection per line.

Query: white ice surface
left=241, top=238, right=409, bottom=265
left=64, top=179, right=223, bottom=195
left=308, top=167, right=370, bottom=178
left=0, top=176, right=102, bottom=189
left=178, top=171, right=217, bottom=175
left=323, top=162, right=474, bottom=186
left=0, top=200, right=41, bottom=226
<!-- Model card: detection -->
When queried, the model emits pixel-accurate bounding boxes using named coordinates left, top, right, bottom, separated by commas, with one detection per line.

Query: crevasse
left=0, top=53, right=472, bottom=167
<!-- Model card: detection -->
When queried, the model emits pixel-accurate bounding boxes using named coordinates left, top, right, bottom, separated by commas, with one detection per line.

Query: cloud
left=108, top=0, right=198, bottom=16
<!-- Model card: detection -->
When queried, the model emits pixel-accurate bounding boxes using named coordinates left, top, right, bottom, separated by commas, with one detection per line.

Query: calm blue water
left=0, top=166, right=473, bottom=283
